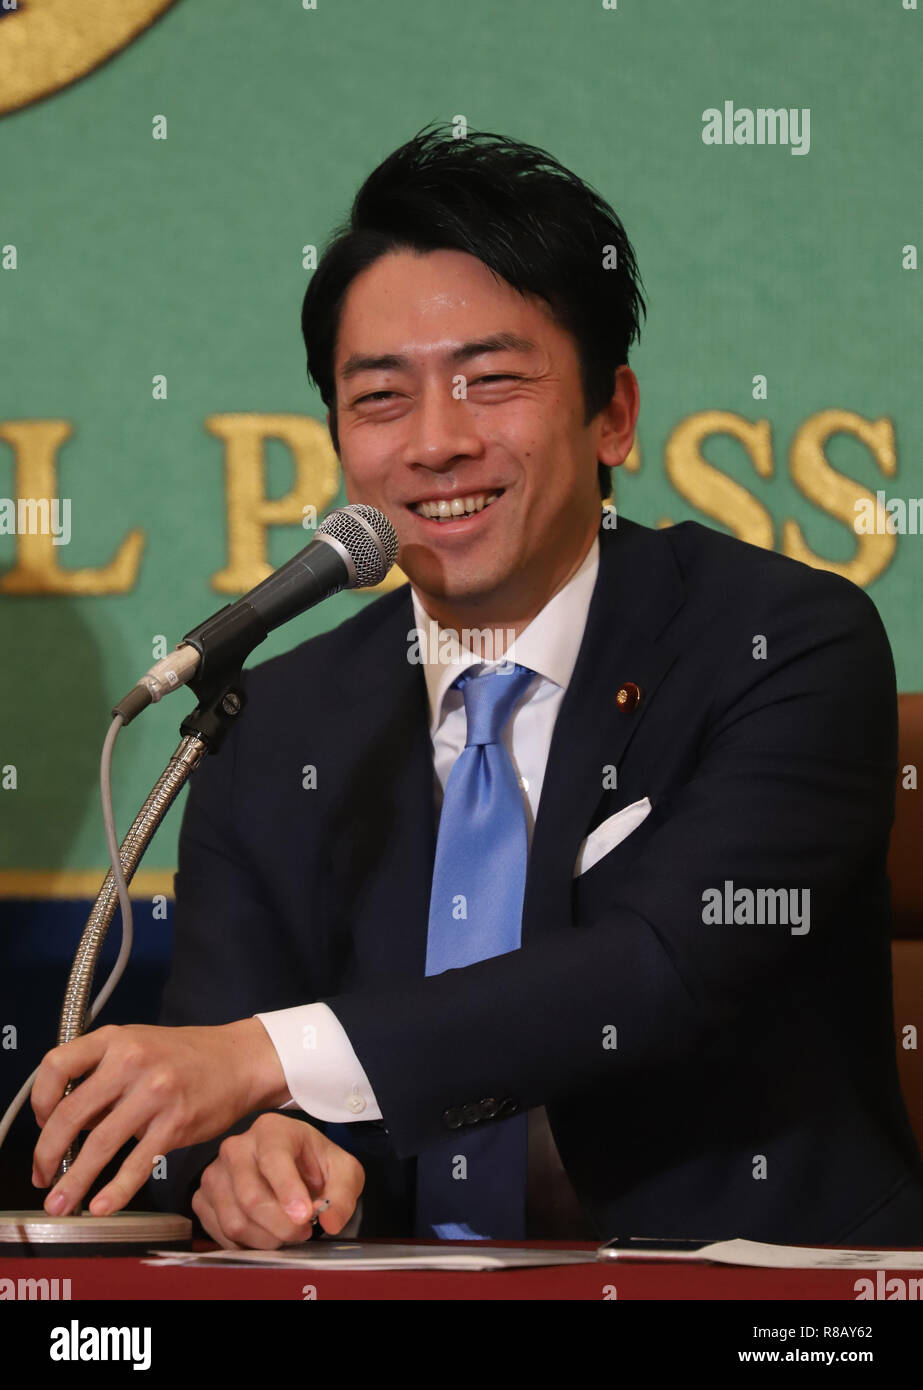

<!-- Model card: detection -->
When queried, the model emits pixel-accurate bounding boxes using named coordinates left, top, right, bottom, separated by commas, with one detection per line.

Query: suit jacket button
left=478, top=1097, right=499, bottom=1119
left=496, top=1096, right=519, bottom=1118
left=615, top=682, right=641, bottom=713
left=442, top=1107, right=463, bottom=1130
left=461, top=1102, right=482, bottom=1126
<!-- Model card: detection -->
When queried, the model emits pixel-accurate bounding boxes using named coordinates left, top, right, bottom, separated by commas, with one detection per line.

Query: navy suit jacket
left=152, top=516, right=923, bottom=1244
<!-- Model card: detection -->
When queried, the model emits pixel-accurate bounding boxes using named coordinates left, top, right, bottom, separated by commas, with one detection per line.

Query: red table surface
left=4, top=1241, right=923, bottom=1300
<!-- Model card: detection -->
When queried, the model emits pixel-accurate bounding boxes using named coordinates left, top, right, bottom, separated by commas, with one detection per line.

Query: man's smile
left=405, top=488, right=505, bottom=530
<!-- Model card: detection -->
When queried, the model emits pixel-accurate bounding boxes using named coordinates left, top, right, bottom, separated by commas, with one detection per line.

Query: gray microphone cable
left=0, top=715, right=132, bottom=1154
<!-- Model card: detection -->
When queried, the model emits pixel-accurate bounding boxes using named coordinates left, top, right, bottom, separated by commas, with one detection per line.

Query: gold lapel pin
left=615, top=682, right=641, bottom=713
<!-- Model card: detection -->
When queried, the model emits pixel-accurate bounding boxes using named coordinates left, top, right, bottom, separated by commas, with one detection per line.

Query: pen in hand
left=310, top=1197, right=331, bottom=1227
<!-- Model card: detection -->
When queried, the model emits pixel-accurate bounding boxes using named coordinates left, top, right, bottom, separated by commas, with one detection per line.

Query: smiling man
left=31, top=125, right=923, bottom=1250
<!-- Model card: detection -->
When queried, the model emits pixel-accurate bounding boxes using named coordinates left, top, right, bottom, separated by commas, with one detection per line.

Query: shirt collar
left=409, top=534, right=600, bottom=733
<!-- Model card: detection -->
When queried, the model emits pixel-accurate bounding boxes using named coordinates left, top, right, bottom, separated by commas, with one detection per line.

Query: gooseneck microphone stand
left=0, top=665, right=248, bottom=1254
left=0, top=502, right=399, bottom=1253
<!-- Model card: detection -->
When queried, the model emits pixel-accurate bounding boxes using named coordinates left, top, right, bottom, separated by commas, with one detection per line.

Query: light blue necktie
left=415, top=662, right=535, bottom=1241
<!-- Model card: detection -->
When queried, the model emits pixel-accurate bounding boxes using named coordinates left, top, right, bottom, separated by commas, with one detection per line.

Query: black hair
left=300, top=122, right=646, bottom=500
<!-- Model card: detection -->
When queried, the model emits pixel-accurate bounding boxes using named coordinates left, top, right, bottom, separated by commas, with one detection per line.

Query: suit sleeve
left=320, top=569, right=898, bottom=1160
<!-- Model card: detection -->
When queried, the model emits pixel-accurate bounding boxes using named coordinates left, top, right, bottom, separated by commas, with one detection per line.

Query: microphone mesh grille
left=317, top=504, right=399, bottom=588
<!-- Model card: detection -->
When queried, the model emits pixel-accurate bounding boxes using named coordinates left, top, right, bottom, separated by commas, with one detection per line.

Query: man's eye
left=355, top=375, right=517, bottom=405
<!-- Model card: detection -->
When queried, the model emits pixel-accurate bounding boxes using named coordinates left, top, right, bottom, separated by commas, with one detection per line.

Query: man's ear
left=597, top=366, right=640, bottom=469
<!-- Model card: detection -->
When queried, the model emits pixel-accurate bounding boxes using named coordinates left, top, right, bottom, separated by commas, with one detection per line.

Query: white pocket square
left=573, top=797, right=653, bottom=877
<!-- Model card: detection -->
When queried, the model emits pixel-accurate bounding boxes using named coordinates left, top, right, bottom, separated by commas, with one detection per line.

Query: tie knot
left=455, top=663, right=534, bottom=747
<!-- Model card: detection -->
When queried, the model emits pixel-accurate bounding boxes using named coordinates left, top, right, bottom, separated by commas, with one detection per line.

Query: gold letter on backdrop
left=206, top=413, right=341, bottom=593
left=0, top=0, right=180, bottom=116
left=0, top=420, right=144, bottom=594
left=782, top=410, right=897, bottom=584
left=664, top=411, right=774, bottom=549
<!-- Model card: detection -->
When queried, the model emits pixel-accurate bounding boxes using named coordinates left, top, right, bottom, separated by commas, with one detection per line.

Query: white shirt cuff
left=254, top=1002, right=382, bottom=1124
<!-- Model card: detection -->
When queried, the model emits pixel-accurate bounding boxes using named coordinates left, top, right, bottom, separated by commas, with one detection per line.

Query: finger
left=32, top=1097, right=119, bottom=1184
left=31, top=1030, right=112, bottom=1127
left=202, top=1156, right=301, bottom=1251
left=192, top=1185, right=242, bottom=1251
left=254, top=1133, right=324, bottom=1225
left=314, top=1147, right=365, bottom=1235
left=32, top=1068, right=129, bottom=1188
left=226, top=1147, right=317, bottom=1246
left=86, top=1125, right=174, bottom=1217
left=40, top=1097, right=156, bottom=1215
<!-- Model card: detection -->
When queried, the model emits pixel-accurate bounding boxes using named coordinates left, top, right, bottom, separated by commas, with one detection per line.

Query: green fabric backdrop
left=0, top=0, right=919, bottom=880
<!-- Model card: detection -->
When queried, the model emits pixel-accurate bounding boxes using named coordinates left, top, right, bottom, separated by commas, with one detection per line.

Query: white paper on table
left=601, top=1238, right=923, bottom=1270
left=143, top=1242, right=600, bottom=1272
left=145, top=1236, right=923, bottom=1273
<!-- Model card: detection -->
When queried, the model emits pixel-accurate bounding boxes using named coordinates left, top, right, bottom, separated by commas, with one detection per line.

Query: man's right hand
left=191, top=1112, right=365, bottom=1249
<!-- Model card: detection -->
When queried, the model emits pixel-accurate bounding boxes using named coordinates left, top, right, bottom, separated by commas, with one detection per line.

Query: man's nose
left=402, top=382, right=482, bottom=471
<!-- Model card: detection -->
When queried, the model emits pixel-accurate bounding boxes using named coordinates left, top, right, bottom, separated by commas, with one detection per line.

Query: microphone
left=113, top=504, right=398, bottom=723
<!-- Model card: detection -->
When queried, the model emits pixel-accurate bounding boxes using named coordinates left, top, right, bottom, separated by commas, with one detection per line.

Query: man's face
left=331, top=247, right=635, bottom=622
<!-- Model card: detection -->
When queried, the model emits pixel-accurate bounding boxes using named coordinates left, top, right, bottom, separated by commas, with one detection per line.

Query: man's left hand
left=31, top=1019, right=291, bottom=1218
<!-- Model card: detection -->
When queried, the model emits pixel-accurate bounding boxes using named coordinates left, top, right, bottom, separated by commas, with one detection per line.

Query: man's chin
left=398, top=542, right=496, bottom=588
left=402, top=562, right=514, bottom=611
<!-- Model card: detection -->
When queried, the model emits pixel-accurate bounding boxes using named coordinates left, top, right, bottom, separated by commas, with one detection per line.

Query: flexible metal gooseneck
left=56, top=734, right=209, bottom=1175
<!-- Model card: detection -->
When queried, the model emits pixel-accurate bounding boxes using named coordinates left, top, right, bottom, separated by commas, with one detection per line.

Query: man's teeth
left=413, top=492, right=499, bottom=520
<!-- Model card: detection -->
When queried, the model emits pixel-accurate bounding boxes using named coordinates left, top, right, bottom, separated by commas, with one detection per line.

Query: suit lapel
left=523, top=518, right=685, bottom=941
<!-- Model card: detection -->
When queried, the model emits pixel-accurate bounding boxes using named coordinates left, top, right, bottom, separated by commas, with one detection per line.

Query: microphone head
left=317, top=504, right=399, bottom=588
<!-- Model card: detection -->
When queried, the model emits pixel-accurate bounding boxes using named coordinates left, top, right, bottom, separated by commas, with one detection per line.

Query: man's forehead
left=333, top=250, right=560, bottom=368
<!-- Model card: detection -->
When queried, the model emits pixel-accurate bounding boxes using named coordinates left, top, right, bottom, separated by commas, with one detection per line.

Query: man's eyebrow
left=338, top=332, right=538, bottom=382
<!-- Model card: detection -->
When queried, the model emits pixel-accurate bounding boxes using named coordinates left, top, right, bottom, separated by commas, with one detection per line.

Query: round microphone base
left=0, top=1210, right=192, bottom=1257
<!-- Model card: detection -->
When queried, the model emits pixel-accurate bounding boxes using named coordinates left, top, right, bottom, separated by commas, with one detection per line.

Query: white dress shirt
left=255, top=535, right=600, bottom=1126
